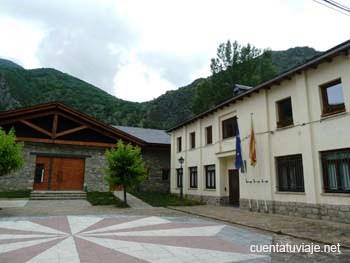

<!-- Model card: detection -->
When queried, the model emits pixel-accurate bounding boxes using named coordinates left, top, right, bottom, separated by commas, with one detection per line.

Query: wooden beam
left=52, top=114, right=58, bottom=138
left=16, top=137, right=116, bottom=148
left=19, top=119, right=53, bottom=137
left=55, top=125, right=87, bottom=138
left=310, top=64, right=318, bottom=70
left=0, top=111, right=56, bottom=126
left=58, top=112, right=127, bottom=143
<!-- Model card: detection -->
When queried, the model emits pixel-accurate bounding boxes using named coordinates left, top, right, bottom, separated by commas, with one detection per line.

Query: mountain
left=0, top=46, right=320, bottom=129
left=0, top=58, right=24, bottom=70
left=0, top=62, right=199, bottom=129
left=271, top=47, right=321, bottom=73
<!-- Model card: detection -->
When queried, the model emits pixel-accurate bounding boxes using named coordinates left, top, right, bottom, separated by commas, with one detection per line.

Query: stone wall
left=0, top=143, right=35, bottom=191
left=0, top=142, right=171, bottom=193
left=139, top=147, right=170, bottom=192
left=0, top=142, right=109, bottom=192
left=186, top=194, right=229, bottom=205
left=240, top=198, right=350, bottom=224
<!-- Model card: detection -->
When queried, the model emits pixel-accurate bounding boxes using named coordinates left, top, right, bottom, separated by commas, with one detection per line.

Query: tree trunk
left=123, top=184, right=127, bottom=205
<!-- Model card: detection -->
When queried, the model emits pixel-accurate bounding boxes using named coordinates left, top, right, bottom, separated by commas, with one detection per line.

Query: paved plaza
left=170, top=205, right=350, bottom=248
left=0, top=201, right=349, bottom=262
left=0, top=214, right=270, bottom=262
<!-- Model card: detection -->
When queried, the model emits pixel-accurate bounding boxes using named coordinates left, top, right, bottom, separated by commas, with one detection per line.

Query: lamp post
left=178, top=156, right=184, bottom=199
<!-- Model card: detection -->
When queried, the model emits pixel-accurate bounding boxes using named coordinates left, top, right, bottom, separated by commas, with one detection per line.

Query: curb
left=168, top=207, right=350, bottom=249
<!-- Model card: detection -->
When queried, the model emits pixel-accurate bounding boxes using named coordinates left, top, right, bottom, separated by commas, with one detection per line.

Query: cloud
left=113, top=58, right=176, bottom=102
left=137, top=51, right=208, bottom=87
left=0, top=0, right=137, bottom=95
left=0, top=0, right=210, bottom=101
left=0, top=0, right=348, bottom=102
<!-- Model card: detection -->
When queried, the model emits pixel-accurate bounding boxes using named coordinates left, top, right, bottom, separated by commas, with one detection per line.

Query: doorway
left=33, top=156, right=85, bottom=191
left=228, top=169, right=240, bottom=206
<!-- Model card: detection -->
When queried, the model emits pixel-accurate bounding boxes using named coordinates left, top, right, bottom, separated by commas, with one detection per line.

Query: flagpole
left=248, top=113, right=253, bottom=211
left=252, top=112, right=268, bottom=213
left=250, top=113, right=255, bottom=211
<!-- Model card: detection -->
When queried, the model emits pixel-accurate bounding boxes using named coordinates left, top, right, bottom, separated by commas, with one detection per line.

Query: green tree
left=104, top=140, right=147, bottom=205
left=0, top=128, right=24, bottom=176
left=193, top=40, right=277, bottom=114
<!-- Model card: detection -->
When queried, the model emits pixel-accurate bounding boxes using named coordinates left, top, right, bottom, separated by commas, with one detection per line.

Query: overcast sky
left=0, top=0, right=349, bottom=102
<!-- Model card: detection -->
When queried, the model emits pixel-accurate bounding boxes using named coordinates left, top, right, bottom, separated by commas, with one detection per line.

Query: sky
left=0, top=0, right=349, bottom=102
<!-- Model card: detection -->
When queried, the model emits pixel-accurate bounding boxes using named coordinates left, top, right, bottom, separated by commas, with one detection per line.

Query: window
left=276, top=97, right=294, bottom=128
left=190, top=132, right=196, bottom=149
left=320, top=79, right=345, bottom=116
left=205, top=165, right=216, bottom=189
left=276, top=154, right=304, bottom=192
left=222, top=117, right=236, bottom=139
left=321, top=149, right=350, bottom=193
left=162, top=168, right=170, bottom=180
left=177, top=137, right=182, bottom=152
left=206, top=126, right=213, bottom=144
left=176, top=168, right=183, bottom=188
left=189, top=167, right=198, bottom=188
left=34, top=164, right=45, bottom=183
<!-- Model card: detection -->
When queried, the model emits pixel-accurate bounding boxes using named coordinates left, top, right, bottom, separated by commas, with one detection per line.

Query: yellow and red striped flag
left=249, top=115, right=257, bottom=167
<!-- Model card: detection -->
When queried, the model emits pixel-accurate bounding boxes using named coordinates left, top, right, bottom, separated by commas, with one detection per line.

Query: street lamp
left=178, top=156, right=184, bottom=199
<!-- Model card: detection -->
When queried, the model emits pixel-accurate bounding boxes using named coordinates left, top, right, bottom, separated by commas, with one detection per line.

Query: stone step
left=31, top=191, right=86, bottom=195
left=31, top=195, right=86, bottom=198
left=30, top=193, right=87, bottom=196
left=30, top=196, right=87, bottom=200
left=30, top=191, right=87, bottom=200
left=31, top=192, right=87, bottom=195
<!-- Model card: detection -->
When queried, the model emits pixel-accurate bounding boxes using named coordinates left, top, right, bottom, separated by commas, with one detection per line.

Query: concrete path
left=25, top=199, right=91, bottom=208
left=113, top=191, right=152, bottom=209
left=170, top=205, right=350, bottom=249
left=0, top=199, right=29, bottom=208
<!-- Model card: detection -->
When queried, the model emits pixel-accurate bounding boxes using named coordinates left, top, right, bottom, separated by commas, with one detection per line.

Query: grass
left=87, top=191, right=129, bottom=207
left=130, top=191, right=204, bottom=207
left=0, top=190, right=31, bottom=198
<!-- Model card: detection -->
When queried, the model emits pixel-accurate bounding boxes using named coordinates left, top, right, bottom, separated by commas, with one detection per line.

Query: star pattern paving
left=0, top=215, right=268, bottom=262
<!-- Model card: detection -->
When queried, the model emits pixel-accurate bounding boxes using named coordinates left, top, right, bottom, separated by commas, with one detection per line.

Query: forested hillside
left=0, top=44, right=320, bottom=129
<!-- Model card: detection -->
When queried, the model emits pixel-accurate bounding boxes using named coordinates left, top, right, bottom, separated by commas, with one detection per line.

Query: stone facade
left=0, top=142, right=109, bottom=192
left=139, top=147, right=170, bottom=192
left=240, top=198, right=350, bottom=224
left=185, top=194, right=229, bottom=205
left=0, top=142, right=170, bottom=193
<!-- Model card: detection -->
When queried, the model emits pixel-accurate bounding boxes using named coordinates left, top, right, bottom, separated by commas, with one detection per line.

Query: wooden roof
left=0, top=102, right=146, bottom=148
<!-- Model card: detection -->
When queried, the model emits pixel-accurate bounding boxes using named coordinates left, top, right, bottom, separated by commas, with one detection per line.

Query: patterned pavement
left=0, top=215, right=271, bottom=263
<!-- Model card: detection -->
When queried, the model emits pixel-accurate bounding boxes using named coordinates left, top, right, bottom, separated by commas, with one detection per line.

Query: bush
left=87, top=191, right=128, bottom=207
left=130, top=191, right=204, bottom=207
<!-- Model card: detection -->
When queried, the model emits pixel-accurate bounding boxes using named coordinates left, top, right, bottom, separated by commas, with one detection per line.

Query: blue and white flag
left=235, top=117, right=243, bottom=170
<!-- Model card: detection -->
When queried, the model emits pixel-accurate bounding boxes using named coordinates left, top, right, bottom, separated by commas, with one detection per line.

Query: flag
left=249, top=115, right=257, bottom=167
left=234, top=117, right=243, bottom=170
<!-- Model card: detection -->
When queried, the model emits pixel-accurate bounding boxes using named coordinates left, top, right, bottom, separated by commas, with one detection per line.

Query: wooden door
left=33, top=156, right=85, bottom=191
left=228, top=169, right=240, bottom=206
left=33, top=156, right=51, bottom=190
left=51, top=157, right=85, bottom=190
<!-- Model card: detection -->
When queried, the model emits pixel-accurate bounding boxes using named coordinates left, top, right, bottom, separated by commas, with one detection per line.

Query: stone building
left=168, top=39, right=350, bottom=223
left=0, top=102, right=170, bottom=194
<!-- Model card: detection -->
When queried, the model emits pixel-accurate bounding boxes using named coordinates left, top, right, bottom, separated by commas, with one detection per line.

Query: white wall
left=170, top=53, right=350, bottom=206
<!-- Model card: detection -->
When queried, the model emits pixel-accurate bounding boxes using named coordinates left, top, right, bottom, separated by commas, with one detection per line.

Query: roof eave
left=167, top=39, right=350, bottom=132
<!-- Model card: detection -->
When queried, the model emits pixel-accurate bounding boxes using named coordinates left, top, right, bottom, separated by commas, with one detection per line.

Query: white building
left=168, top=40, right=350, bottom=223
